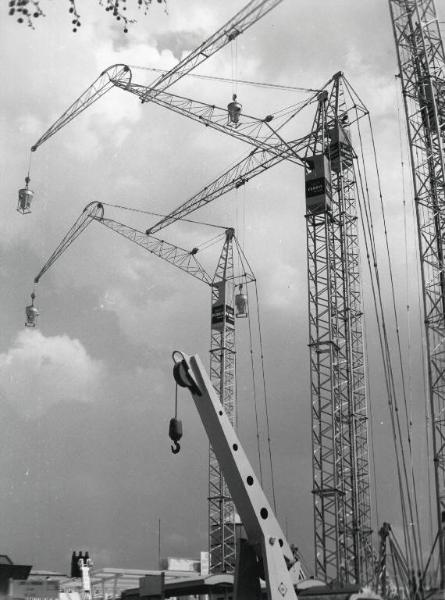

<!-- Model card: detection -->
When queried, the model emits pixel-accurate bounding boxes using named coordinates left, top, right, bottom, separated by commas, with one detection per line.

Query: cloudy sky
left=0, top=0, right=443, bottom=578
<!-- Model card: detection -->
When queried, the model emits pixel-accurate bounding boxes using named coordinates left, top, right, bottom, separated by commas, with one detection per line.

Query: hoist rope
left=246, top=288, right=264, bottom=487
left=353, top=113, right=412, bottom=560
left=410, top=138, right=435, bottom=550
left=232, top=235, right=277, bottom=512
left=254, top=279, right=277, bottom=514
left=361, top=291, right=380, bottom=530
left=196, top=232, right=227, bottom=252
left=101, top=202, right=227, bottom=230
left=354, top=107, right=423, bottom=573
left=362, top=151, right=418, bottom=571
left=26, top=151, right=33, bottom=183
left=230, top=35, right=238, bottom=98
left=396, top=82, right=432, bottom=561
left=355, top=151, right=414, bottom=569
left=367, top=113, right=424, bottom=571
left=129, top=65, right=321, bottom=93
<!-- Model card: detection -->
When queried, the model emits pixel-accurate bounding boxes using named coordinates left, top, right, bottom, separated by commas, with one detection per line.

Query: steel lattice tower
left=305, top=74, right=373, bottom=584
left=389, top=0, right=445, bottom=587
left=208, top=228, right=237, bottom=573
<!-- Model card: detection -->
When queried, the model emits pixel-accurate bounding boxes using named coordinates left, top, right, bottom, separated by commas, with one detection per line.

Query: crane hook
left=169, top=415, right=183, bottom=455
left=169, top=368, right=183, bottom=454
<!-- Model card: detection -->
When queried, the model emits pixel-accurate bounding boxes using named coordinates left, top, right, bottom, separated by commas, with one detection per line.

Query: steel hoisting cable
left=355, top=155, right=414, bottom=569
left=196, top=232, right=227, bottom=252
left=26, top=151, right=33, bottom=185
left=358, top=167, right=409, bottom=539
left=366, top=112, right=424, bottom=571
left=232, top=236, right=277, bottom=512
left=231, top=236, right=264, bottom=488
left=352, top=112, right=413, bottom=562
left=231, top=35, right=238, bottom=99
left=246, top=282, right=264, bottom=487
left=129, top=65, right=322, bottom=93
left=354, top=108, right=422, bottom=573
left=356, top=132, right=417, bottom=569
left=409, top=142, right=435, bottom=549
left=361, top=290, right=381, bottom=532
left=253, top=279, right=277, bottom=514
left=101, top=202, right=227, bottom=230
left=396, top=84, right=433, bottom=559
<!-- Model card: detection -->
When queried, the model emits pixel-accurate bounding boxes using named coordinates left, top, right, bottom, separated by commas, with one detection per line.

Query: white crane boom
left=172, top=350, right=299, bottom=600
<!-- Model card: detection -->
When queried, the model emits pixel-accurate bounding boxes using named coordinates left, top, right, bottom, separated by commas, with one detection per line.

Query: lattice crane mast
left=389, top=0, right=445, bottom=590
left=27, top=201, right=255, bottom=574
left=141, top=71, right=375, bottom=585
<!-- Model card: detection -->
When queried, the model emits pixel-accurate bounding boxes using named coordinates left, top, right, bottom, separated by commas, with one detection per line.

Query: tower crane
left=389, top=0, right=445, bottom=591
left=27, top=201, right=256, bottom=574
left=21, top=0, right=377, bottom=583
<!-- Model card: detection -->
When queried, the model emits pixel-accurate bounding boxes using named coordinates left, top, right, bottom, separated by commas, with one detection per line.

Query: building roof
left=163, top=573, right=234, bottom=597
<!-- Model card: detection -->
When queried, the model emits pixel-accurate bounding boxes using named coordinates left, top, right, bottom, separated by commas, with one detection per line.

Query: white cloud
left=0, top=329, right=104, bottom=418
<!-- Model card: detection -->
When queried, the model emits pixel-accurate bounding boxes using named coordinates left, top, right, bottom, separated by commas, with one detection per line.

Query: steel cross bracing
left=389, top=0, right=445, bottom=587
left=305, top=75, right=373, bottom=585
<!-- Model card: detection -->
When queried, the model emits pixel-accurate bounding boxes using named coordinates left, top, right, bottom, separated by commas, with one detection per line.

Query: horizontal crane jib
left=92, top=215, right=213, bottom=285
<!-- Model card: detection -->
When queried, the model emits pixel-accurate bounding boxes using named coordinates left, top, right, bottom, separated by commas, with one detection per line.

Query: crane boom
left=172, top=351, right=299, bottom=600
left=146, top=134, right=312, bottom=235
left=142, top=0, right=285, bottom=100
left=94, top=215, right=213, bottom=285
left=31, top=65, right=132, bottom=152
left=34, top=202, right=212, bottom=286
left=34, top=201, right=104, bottom=283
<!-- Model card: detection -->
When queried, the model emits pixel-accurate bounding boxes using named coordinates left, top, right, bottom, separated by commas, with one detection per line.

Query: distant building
left=0, top=555, right=32, bottom=600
